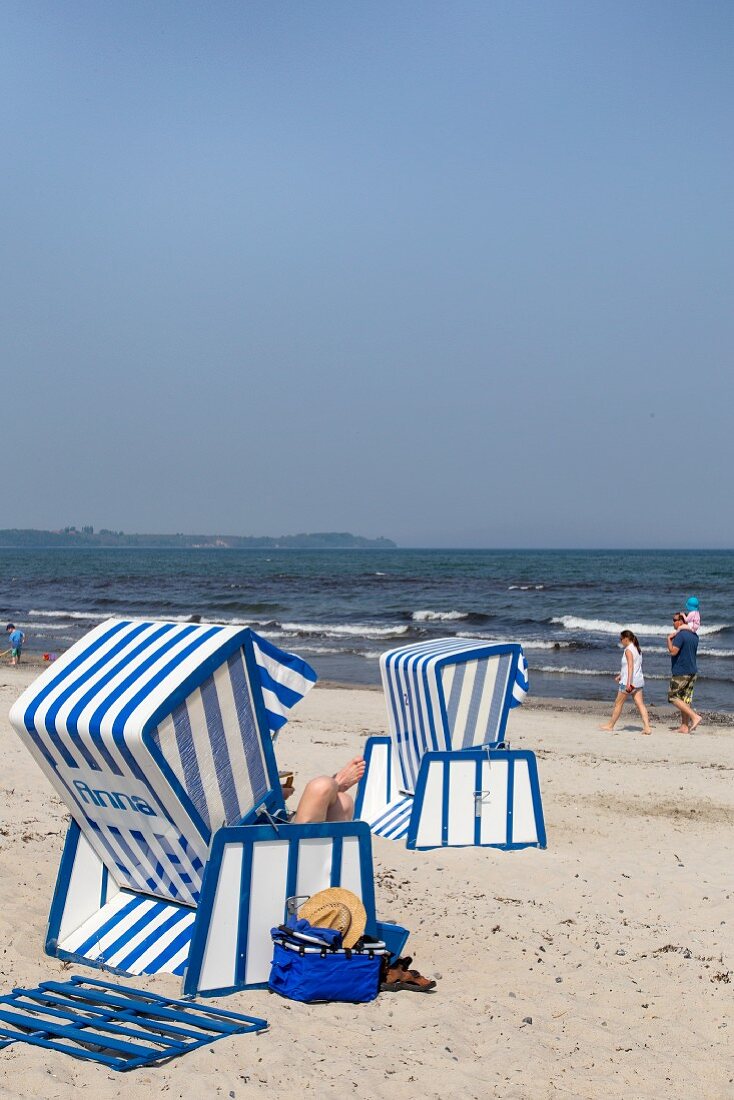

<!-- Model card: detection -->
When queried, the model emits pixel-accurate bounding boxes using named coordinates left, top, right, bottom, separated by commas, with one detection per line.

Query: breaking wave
left=412, top=609, right=469, bottom=622
left=534, top=665, right=669, bottom=681
left=456, top=633, right=579, bottom=650
left=534, top=665, right=609, bottom=677
left=279, top=621, right=410, bottom=639
left=29, top=609, right=98, bottom=621
left=551, top=615, right=729, bottom=637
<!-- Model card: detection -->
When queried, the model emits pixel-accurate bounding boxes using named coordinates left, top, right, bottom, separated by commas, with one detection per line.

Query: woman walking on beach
left=600, top=630, right=652, bottom=735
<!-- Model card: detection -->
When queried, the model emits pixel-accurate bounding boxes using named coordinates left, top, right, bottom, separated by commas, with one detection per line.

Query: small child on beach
left=5, top=623, right=25, bottom=666
left=682, top=596, right=701, bottom=634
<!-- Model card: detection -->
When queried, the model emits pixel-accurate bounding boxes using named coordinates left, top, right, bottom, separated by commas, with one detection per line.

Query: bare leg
left=600, top=692, right=626, bottom=731
left=671, top=697, right=701, bottom=733
left=292, top=776, right=342, bottom=824
left=292, top=758, right=365, bottom=824
left=632, top=689, right=652, bottom=734
left=326, top=792, right=355, bottom=822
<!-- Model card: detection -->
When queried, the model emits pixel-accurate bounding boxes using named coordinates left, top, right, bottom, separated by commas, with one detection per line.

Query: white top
left=620, top=644, right=644, bottom=689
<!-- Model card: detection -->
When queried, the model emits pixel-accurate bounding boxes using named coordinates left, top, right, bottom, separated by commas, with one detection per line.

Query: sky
left=1, top=1, right=732, bottom=548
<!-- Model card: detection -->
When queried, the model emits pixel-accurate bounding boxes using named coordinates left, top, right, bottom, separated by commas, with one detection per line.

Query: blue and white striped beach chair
left=355, top=638, right=546, bottom=850
left=10, top=619, right=379, bottom=995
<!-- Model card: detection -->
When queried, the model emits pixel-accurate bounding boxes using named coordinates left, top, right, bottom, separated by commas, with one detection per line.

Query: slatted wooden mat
left=0, top=975, right=267, bottom=1070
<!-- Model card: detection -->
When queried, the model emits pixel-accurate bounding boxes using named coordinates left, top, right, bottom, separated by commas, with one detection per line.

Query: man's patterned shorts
left=668, top=674, right=697, bottom=705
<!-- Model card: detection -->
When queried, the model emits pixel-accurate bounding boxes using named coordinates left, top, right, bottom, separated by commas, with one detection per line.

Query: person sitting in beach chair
left=9, top=619, right=385, bottom=995
left=284, top=757, right=366, bottom=823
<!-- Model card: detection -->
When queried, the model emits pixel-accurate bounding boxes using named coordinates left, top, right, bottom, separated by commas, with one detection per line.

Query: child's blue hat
left=686, top=596, right=699, bottom=611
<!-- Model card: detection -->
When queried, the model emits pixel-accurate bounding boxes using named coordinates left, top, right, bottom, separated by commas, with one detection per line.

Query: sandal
left=380, top=955, right=436, bottom=993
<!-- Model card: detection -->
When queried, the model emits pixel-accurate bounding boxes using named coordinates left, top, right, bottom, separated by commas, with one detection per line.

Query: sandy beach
left=0, top=664, right=731, bottom=1099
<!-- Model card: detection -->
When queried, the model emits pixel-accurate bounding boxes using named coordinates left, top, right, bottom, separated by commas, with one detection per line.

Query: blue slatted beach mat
left=0, top=975, right=267, bottom=1070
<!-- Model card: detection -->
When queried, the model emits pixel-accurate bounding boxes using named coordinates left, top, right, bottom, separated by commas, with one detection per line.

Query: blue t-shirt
left=9, top=629, right=23, bottom=649
left=671, top=630, right=698, bottom=676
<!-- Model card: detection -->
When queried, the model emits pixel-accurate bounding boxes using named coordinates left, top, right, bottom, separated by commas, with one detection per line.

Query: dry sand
left=0, top=665, right=732, bottom=1099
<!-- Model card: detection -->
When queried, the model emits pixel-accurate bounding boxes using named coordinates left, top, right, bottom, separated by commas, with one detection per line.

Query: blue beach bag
left=268, top=923, right=387, bottom=1004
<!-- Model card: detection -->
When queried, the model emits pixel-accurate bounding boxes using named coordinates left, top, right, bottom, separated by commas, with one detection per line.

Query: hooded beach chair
left=9, top=619, right=379, bottom=995
left=354, top=638, right=546, bottom=850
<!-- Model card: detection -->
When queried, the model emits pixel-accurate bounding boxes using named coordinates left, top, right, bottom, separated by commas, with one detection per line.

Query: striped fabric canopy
left=379, top=637, right=528, bottom=792
left=251, top=630, right=318, bottom=736
left=10, top=619, right=316, bottom=907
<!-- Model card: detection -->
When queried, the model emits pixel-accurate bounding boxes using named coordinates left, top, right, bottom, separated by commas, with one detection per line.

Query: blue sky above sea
left=0, top=2, right=732, bottom=548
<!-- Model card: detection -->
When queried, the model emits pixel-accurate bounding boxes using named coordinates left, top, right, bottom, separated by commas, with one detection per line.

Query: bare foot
left=641, top=729, right=652, bottom=735
left=676, top=725, right=690, bottom=733
left=599, top=724, right=615, bottom=731
left=689, top=717, right=702, bottom=733
left=333, top=757, right=366, bottom=792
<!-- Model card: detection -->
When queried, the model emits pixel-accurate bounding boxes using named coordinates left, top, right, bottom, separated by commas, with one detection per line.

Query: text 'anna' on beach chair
left=354, top=638, right=546, bottom=851
left=9, top=619, right=386, bottom=996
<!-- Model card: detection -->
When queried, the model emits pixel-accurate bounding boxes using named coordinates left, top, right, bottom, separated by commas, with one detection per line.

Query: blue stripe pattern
left=11, top=619, right=317, bottom=910
left=200, top=675, right=241, bottom=825
left=74, top=895, right=143, bottom=957
left=228, top=653, right=268, bottom=808
left=65, top=892, right=195, bottom=978
left=511, top=652, right=529, bottom=706
left=380, top=638, right=528, bottom=791
left=250, top=631, right=317, bottom=734
left=171, top=702, right=211, bottom=834
left=487, top=655, right=511, bottom=736
left=370, top=797, right=413, bottom=841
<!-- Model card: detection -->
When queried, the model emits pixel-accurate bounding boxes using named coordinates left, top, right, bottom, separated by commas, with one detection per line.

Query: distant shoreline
left=0, top=529, right=396, bottom=550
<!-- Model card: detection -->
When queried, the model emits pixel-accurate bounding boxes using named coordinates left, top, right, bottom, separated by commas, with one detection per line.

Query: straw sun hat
left=298, top=888, right=367, bottom=949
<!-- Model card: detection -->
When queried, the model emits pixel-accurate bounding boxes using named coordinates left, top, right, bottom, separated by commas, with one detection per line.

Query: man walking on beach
left=667, top=611, right=701, bottom=732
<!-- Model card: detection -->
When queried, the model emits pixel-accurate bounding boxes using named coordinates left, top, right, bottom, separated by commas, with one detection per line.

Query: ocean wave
left=28, top=609, right=98, bottom=621
left=290, top=643, right=386, bottom=660
left=551, top=615, right=729, bottom=637
left=533, top=665, right=609, bottom=677
left=456, top=632, right=580, bottom=651
left=252, top=628, right=288, bottom=641
left=412, top=610, right=469, bottom=622
left=532, top=665, right=733, bottom=685
left=209, top=600, right=284, bottom=613
left=644, top=643, right=734, bottom=658
left=22, top=622, right=78, bottom=633
left=279, top=621, right=410, bottom=639
left=508, top=584, right=545, bottom=591
left=534, top=665, right=669, bottom=681
left=293, top=644, right=345, bottom=656
left=213, top=617, right=279, bottom=630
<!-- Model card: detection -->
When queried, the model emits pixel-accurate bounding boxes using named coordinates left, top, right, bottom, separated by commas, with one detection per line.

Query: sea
left=2, top=547, right=733, bottom=713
